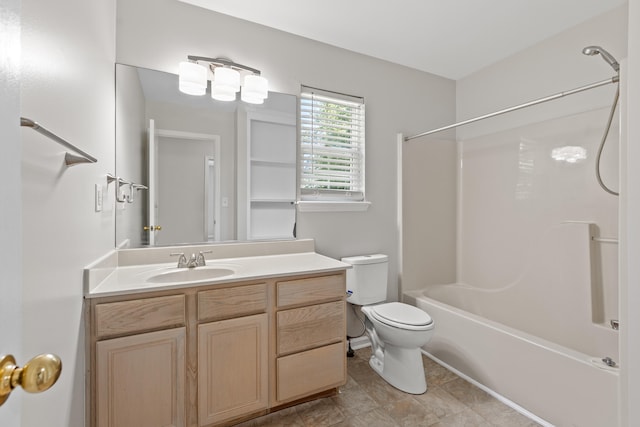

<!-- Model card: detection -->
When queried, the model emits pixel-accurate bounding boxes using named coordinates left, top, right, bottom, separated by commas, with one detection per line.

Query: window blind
left=299, top=86, right=365, bottom=201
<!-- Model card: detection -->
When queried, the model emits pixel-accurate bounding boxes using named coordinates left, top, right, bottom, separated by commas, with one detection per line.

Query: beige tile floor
left=235, top=347, right=542, bottom=426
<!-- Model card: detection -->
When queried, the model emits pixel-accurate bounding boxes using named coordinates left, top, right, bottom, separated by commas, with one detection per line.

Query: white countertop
left=86, top=252, right=350, bottom=298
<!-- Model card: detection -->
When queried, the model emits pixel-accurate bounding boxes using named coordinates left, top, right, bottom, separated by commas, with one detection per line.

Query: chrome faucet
left=171, top=250, right=212, bottom=268
left=170, top=252, right=188, bottom=268
left=196, top=250, right=212, bottom=267
left=186, top=253, right=199, bottom=268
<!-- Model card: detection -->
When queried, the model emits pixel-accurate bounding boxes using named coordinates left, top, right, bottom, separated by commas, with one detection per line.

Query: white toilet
left=342, top=254, right=434, bottom=394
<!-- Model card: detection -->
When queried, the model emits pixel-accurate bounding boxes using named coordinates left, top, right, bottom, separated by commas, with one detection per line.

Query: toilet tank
left=341, top=254, right=388, bottom=305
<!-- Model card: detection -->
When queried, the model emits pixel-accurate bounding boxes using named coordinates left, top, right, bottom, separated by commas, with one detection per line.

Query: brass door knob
left=0, top=354, right=62, bottom=406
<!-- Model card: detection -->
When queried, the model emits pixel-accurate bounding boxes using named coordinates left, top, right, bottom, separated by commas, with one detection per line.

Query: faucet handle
left=170, top=252, right=188, bottom=268
left=196, top=250, right=212, bottom=266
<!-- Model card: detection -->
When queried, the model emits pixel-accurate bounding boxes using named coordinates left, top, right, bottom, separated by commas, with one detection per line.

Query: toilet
left=342, top=254, right=434, bottom=394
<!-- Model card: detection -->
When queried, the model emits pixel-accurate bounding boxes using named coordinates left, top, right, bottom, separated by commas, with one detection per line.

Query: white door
left=205, top=157, right=217, bottom=241
left=1, top=0, right=22, bottom=421
left=148, top=119, right=158, bottom=246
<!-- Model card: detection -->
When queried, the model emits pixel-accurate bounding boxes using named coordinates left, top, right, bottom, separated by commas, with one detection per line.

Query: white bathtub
left=404, top=287, right=619, bottom=426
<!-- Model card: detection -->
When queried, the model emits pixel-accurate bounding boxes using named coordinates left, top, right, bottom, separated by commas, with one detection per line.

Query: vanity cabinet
left=92, top=295, right=187, bottom=427
left=96, top=328, right=186, bottom=427
left=87, top=271, right=346, bottom=427
left=196, top=284, right=269, bottom=426
left=274, top=274, right=347, bottom=404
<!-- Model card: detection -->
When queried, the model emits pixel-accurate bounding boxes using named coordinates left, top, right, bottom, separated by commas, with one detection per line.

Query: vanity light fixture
left=178, top=55, right=269, bottom=104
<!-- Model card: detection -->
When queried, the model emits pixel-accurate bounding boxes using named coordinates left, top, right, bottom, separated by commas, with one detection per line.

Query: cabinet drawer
left=95, top=295, right=185, bottom=339
left=277, top=301, right=345, bottom=355
left=198, top=283, right=267, bottom=321
left=276, top=342, right=346, bottom=402
left=276, top=274, right=345, bottom=308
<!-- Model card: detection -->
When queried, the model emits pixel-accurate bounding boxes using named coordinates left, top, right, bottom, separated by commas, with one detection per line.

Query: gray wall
left=115, top=65, right=147, bottom=246
left=456, top=5, right=628, bottom=141
left=145, top=101, right=237, bottom=241
left=116, top=0, right=458, bottom=301
left=401, top=138, right=458, bottom=291
left=400, top=4, right=629, bottom=295
left=156, top=136, right=214, bottom=244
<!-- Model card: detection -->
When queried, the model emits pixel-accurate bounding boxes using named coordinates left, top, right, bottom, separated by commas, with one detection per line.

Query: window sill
left=296, top=201, right=371, bottom=213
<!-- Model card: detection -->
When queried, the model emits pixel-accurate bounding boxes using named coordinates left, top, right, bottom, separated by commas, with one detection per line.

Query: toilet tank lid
left=341, top=254, right=388, bottom=265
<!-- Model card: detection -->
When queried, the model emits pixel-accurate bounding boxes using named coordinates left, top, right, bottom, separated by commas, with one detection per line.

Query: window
left=299, top=86, right=367, bottom=209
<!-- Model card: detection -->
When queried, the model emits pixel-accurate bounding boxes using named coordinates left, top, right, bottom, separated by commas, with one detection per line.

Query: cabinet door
left=198, top=314, right=268, bottom=426
left=96, top=328, right=186, bottom=427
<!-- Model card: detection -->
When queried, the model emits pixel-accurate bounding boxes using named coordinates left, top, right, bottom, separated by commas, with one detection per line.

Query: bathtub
left=399, top=107, right=621, bottom=425
left=404, top=283, right=619, bottom=426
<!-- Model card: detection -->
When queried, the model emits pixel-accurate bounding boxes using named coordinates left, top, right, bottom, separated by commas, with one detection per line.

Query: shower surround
left=403, top=105, right=620, bottom=426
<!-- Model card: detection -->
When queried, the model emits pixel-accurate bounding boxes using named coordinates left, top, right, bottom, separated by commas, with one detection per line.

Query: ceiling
left=177, top=0, right=626, bottom=80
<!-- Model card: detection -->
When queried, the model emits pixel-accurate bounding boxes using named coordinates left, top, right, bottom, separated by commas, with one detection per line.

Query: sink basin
left=146, top=266, right=235, bottom=284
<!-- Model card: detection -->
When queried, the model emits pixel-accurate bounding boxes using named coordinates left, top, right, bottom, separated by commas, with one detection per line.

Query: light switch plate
left=95, top=184, right=103, bottom=212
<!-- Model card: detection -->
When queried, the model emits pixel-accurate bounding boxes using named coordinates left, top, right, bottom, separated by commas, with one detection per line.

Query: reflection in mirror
left=115, top=64, right=297, bottom=248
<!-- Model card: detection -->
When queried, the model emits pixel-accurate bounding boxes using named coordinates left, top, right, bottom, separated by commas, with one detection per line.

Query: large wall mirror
left=115, top=64, right=297, bottom=248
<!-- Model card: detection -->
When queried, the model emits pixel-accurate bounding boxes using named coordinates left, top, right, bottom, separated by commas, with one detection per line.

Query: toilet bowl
left=361, top=302, right=433, bottom=394
left=341, top=254, right=435, bottom=394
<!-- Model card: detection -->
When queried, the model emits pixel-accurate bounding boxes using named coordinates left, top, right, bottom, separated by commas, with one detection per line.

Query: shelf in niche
left=250, top=158, right=296, bottom=167
left=250, top=199, right=296, bottom=204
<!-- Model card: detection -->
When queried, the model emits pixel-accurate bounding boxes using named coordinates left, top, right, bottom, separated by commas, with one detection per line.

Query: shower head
left=582, top=45, right=620, bottom=73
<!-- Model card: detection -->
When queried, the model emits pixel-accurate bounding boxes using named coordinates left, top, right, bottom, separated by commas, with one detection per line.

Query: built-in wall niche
left=236, top=95, right=297, bottom=240
left=248, top=118, right=296, bottom=239
left=115, top=63, right=297, bottom=248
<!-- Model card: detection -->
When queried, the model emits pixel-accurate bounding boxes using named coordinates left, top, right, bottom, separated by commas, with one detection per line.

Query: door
left=205, top=156, right=218, bottom=241
left=0, top=128, right=22, bottom=416
left=147, top=119, right=158, bottom=246
left=1, top=1, right=22, bottom=422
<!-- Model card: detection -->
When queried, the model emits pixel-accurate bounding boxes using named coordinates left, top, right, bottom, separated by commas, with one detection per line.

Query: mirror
left=115, top=64, right=297, bottom=248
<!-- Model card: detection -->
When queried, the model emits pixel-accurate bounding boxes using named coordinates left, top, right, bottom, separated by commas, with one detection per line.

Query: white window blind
left=300, top=86, right=365, bottom=201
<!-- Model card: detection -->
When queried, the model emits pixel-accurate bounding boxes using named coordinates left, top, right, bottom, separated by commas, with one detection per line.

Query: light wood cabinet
left=198, top=314, right=268, bottom=426
left=88, top=271, right=346, bottom=427
left=276, top=342, right=346, bottom=402
left=274, top=274, right=347, bottom=405
left=96, top=328, right=186, bottom=427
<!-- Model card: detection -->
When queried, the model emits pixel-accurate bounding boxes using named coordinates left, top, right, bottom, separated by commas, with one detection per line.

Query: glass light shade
left=211, top=85, right=237, bottom=101
left=241, top=75, right=269, bottom=104
left=178, top=61, right=207, bottom=96
left=211, top=67, right=240, bottom=101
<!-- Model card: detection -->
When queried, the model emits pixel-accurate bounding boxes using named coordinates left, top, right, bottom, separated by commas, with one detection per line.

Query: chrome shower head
left=582, top=45, right=620, bottom=73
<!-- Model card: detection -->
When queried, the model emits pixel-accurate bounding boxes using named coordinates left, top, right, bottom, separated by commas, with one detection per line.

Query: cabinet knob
left=0, top=353, right=62, bottom=406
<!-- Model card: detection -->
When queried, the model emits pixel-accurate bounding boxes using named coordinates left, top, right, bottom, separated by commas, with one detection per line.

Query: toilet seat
left=369, top=302, right=433, bottom=331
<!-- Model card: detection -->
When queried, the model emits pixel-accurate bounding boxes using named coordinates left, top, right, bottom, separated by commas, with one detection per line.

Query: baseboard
left=347, top=336, right=370, bottom=350
left=421, top=350, right=553, bottom=427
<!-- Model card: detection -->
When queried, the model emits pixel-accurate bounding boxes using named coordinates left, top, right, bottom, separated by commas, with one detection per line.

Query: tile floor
left=235, top=347, right=542, bottom=426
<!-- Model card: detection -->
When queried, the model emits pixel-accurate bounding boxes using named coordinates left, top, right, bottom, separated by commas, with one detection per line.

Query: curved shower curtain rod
left=404, top=75, right=619, bottom=142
